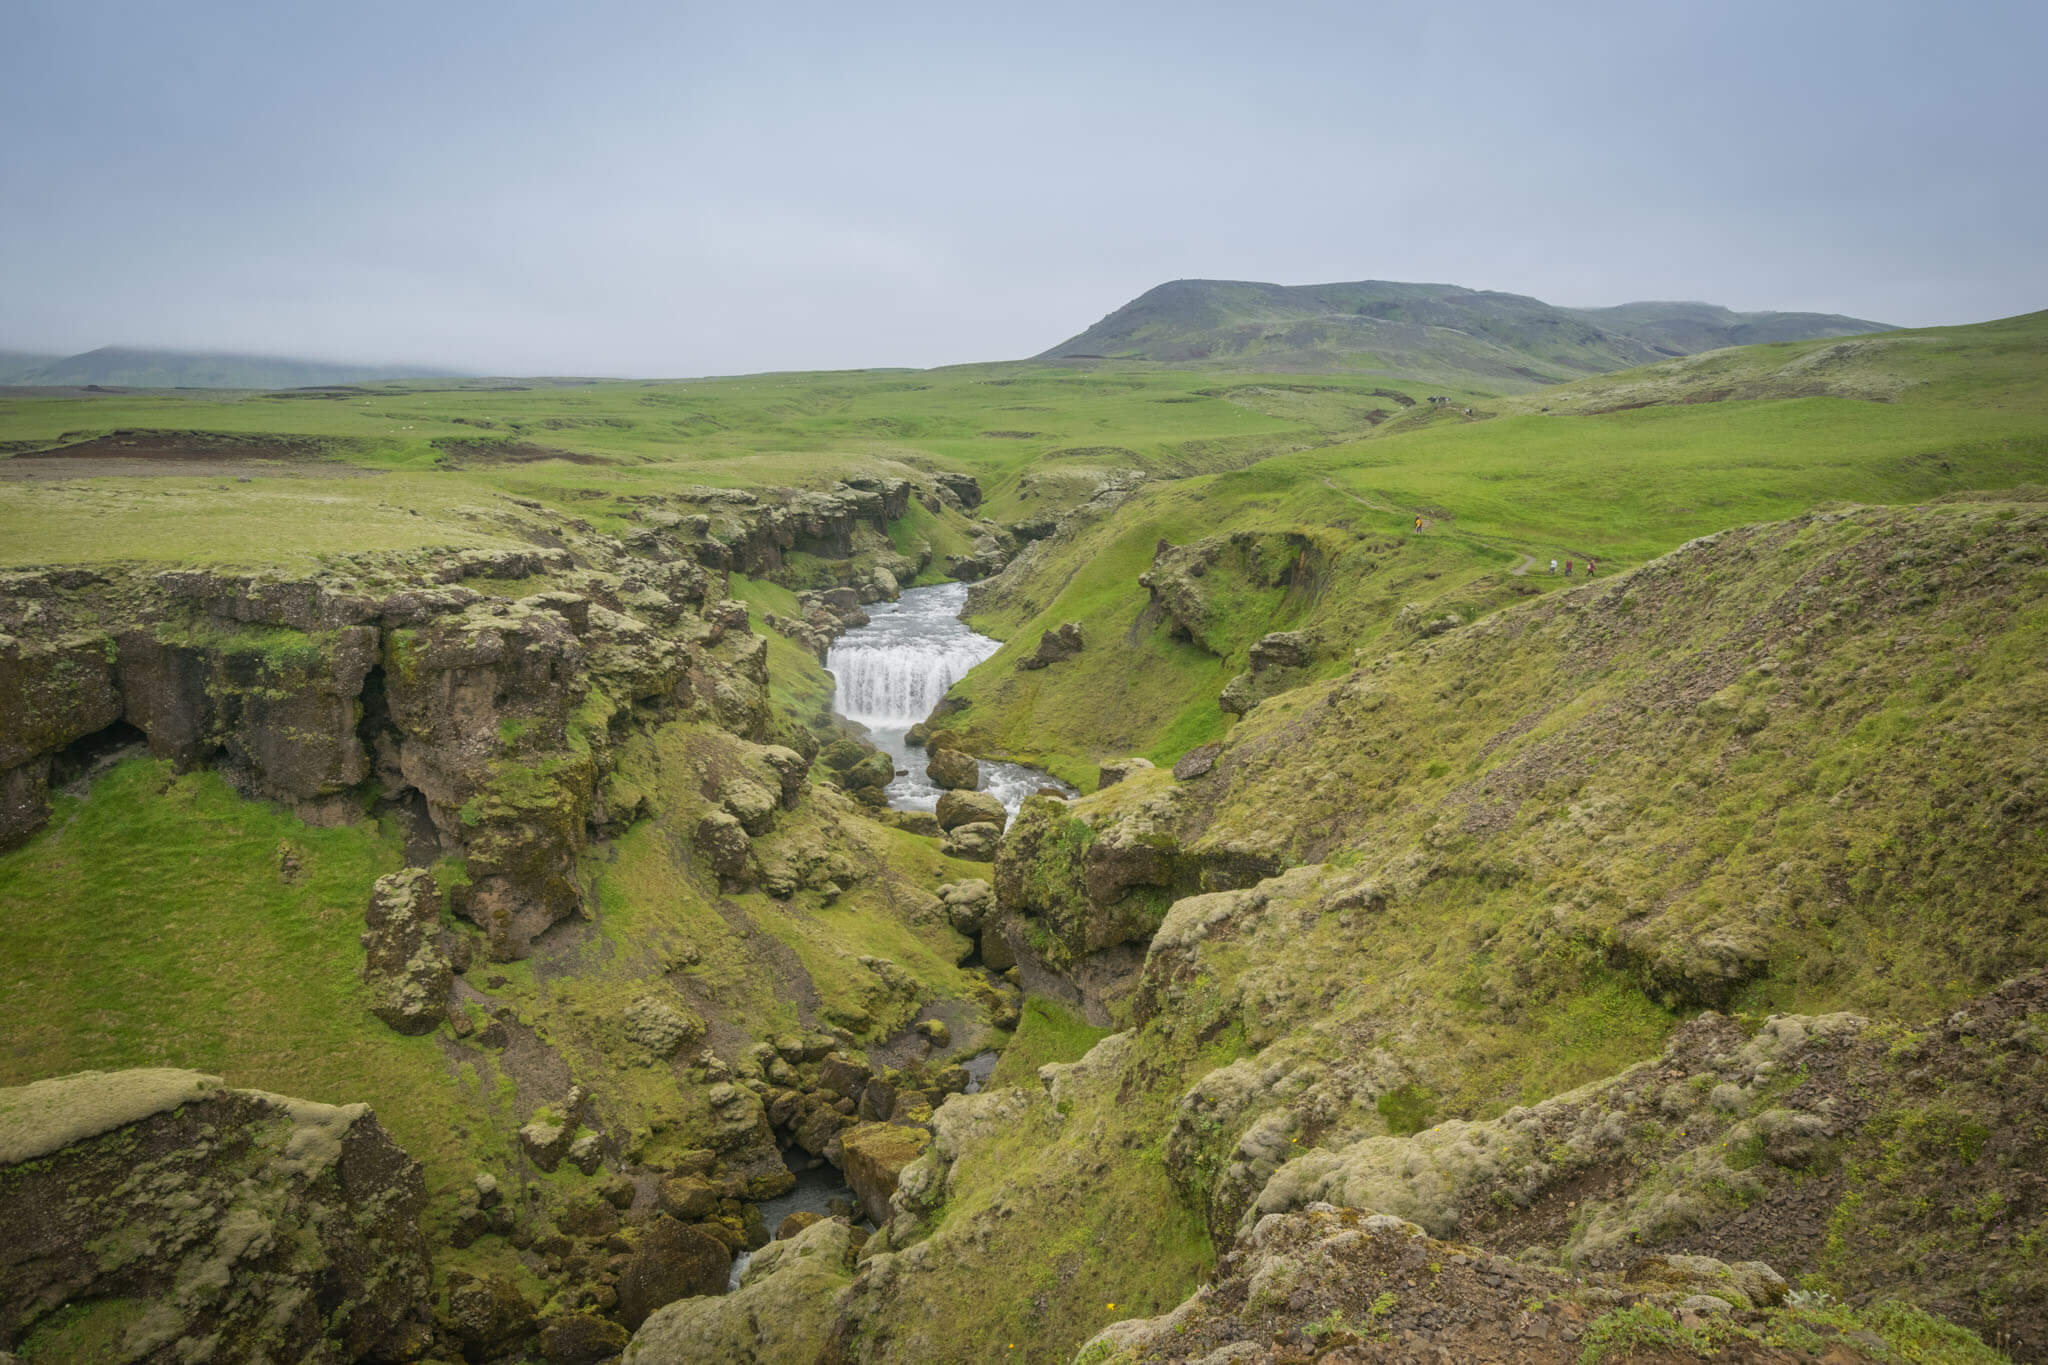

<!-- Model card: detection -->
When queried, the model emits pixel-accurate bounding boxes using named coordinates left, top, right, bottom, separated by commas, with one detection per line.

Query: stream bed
left=825, top=582, right=1072, bottom=811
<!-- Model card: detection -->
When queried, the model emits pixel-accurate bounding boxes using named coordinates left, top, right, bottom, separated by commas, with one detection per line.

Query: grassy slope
left=943, top=312, right=2048, bottom=785
left=845, top=497, right=2048, bottom=1363
left=0, top=366, right=1473, bottom=571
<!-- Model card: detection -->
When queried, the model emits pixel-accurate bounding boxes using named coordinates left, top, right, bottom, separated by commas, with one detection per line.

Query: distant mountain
left=3, top=346, right=465, bottom=390
left=1562, top=301, right=1893, bottom=355
left=1034, top=279, right=1891, bottom=388
left=0, top=351, right=64, bottom=384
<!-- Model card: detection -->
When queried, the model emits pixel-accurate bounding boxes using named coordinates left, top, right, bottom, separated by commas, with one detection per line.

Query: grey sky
left=3, top=0, right=2042, bottom=376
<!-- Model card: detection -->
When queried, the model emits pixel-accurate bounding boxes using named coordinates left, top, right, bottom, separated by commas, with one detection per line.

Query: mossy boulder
left=925, top=747, right=979, bottom=791
left=624, top=1216, right=859, bottom=1363
left=0, top=1069, right=434, bottom=1362
left=616, top=1215, right=732, bottom=1330
left=934, top=788, right=1006, bottom=833
left=444, top=1271, right=536, bottom=1361
left=837, top=1122, right=933, bottom=1224
left=359, top=867, right=451, bottom=1035
left=939, top=821, right=1002, bottom=862
left=538, top=1310, right=630, bottom=1365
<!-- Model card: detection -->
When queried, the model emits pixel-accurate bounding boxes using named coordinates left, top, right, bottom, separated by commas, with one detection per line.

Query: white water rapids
left=825, top=583, right=1071, bottom=813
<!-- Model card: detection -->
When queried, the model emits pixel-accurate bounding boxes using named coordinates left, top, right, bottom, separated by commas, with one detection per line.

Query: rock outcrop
left=838, top=1122, right=933, bottom=1224
left=0, top=1069, right=434, bottom=1363
left=1078, top=1205, right=1935, bottom=1364
left=360, top=867, right=452, bottom=1034
left=1218, top=628, right=1315, bottom=715
left=624, top=1215, right=859, bottom=1364
left=934, top=788, right=1005, bottom=833
left=1018, top=620, right=1083, bottom=670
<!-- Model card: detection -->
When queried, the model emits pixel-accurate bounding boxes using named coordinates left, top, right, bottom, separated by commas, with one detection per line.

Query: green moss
left=988, top=998, right=1113, bottom=1090
left=1375, top=1083, right=1436, bottom=1137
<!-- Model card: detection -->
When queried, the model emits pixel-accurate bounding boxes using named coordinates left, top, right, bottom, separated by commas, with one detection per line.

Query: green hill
left=0, top=351, right=62, bottom=384
left=0, top=304, right=2042, bottom=1365
left=1035, top=278, right=1889, bottom=388
left=953, top=309, right=2048, bottom=785
left=4, top=345, right=465, bottom=390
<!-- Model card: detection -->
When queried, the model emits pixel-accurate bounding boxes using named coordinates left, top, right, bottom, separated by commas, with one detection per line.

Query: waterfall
left=824, top=583, right=998, bottom=728
left=824, top=582, right=1075, bottom=814
left=827, top=639, right=996, bottom=727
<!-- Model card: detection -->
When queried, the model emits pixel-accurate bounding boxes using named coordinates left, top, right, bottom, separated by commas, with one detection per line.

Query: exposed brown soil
left=0, top=458, right=380, bottom=481
left=12, top=429, right=345, bottom=461
left=432, top=437, right=606, bottom=466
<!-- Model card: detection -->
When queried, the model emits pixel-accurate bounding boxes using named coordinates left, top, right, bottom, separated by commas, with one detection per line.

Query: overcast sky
left=3, top=0, right=2042, bottom=376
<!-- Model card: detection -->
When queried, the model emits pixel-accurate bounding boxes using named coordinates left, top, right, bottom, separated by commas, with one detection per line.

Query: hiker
left=1587, top=557, right=1597, bottom=577
left=1565, top=559, right=1573, bottom=576
left=1414, top=515, right=1424, bottom=532
left=1549, top=558, right=1558, bottom=575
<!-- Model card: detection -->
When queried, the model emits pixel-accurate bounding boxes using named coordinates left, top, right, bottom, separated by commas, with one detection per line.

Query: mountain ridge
left=1036, top=277, right=1891, bottom=388
left=1, top=344, right=466, bottom=390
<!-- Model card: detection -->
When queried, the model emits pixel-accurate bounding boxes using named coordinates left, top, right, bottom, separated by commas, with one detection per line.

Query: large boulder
left=1018, top=621, right=1084, bottom=670
left=360, top=867, right=451, bottom=1035
left=539, top=1310, right=630, bottom=1364
left=624, top=994, right=705, bottom=1059
left=925, top=747, right=980, bottom=791
left=936, top=878, right=995, bottom=936
left=940, top=821, right=1003, bottom=862
left=625, top=1217, right=859, bottom=1364
left=616, top=1215, right=732, bottom=1329
left=0, top=1069, right=435, bottom=1362
left=836, top=1122, right=933, bottom=1224
left=444, top=1271, right=536, bottom=1361
left=934, top=788, right=1006, bottom=832
left=1096, top=756, right=1154, bottom=789
left=695, top=809, right=753, bottom=880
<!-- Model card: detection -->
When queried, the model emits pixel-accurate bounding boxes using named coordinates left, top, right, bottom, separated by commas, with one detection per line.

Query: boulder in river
left=925, top=747, right=980, bottom=790
left=616, top=1215, right=732, bottom=1329
left=837, top=1122, right=933, bottom=1224
left=935, top=788, right=1006, bottom=832
left=624, top=1216, right=860, bottom=1363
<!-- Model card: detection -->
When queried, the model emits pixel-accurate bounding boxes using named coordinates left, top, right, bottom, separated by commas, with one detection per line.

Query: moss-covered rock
left=0, top=1069, right=434, bottom=1362
left=838, top=1122, right=933, bottom=1224
left=360, top=867, right=451, bottom=1035
left=624, top=1216, right=859, bottom=1363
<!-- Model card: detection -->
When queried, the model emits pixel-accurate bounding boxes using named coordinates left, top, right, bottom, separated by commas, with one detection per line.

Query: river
left=825, top=582, right=1072, bottom=812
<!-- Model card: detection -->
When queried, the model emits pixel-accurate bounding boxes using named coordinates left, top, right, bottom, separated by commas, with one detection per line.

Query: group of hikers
left=1408, top=513, right=1597, bottom=577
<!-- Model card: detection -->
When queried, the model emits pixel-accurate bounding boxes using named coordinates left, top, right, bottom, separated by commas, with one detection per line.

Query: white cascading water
left=825, top=583, right=1072, bottom=813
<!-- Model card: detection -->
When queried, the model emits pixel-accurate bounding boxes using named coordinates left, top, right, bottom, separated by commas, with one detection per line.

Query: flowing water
left=825, top=582, right=1072, bottom=812
left=729, top=586, right=1044, bottom=1293
left=728, top=1162, right=863, bottom=1291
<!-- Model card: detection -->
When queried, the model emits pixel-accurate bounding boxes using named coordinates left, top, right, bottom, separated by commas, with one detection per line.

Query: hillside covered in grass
left=1034, top=278, right=1888, bottom=384
left=944, top=309, right=2048, bottom=784
left=0, top=303, right=2043, bottom=1364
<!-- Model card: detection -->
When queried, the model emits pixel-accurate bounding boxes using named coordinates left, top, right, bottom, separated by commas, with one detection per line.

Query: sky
left=3, top=0, right=2043, bottom=377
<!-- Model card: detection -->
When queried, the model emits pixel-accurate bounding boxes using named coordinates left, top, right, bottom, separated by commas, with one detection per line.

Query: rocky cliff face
left=0, top=1068, right=435, bottom=1363
left=0, top=474, right=976, bottom=959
